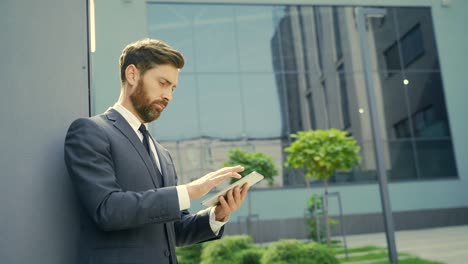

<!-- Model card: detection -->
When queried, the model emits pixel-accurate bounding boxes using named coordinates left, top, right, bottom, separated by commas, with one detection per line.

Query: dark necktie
left=138, top=124, right=164, bottom=185
left=138, top=124, right=151, bottom=155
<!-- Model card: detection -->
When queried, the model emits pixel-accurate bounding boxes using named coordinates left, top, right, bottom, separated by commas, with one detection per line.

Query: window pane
left=235, top=6, right=277, bottom=72
left=147, top=4, right=197, bottom=73
left=197, top=74, right=243, bottom=138
left=369, top=8, right=400, bottom=72
left=240, top=73, right=282, bottom=138
left=415, top=139, right=457, bottom=179
left=193, top=6, right=239, bottom=73
left=405, top=72, right=457, bottom=178
left=405, top=72, right=451, bottom=138
left=395, top=7, right=440, bottom=71
left=151, top=75, right=199, bottom=140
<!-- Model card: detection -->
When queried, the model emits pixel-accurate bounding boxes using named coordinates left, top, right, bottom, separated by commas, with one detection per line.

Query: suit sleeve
left=162, top=152, right=224, bottom=246
left=64, top=118, right=181, bottom=231
left=174, top=209, right=224, bottom=247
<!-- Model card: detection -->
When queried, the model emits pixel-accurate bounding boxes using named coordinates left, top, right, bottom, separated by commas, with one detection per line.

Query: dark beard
left=130, top=80, right=167, bottom=123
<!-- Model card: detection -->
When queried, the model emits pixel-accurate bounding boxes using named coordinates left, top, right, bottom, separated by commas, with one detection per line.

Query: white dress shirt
left=112, top=103, right=226, bottom=234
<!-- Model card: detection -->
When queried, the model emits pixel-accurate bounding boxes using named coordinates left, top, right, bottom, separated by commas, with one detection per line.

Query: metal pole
left=314, top=194, right=321, bottom=243
left=355, top=7, right=398, bottom=263
left=336, top=192, right=349, bottom=259
left=247, top=191, right=252, bottom=235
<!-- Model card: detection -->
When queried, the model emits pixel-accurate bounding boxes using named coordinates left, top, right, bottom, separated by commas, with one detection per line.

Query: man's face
left=130, top=64, right=179, bottom=123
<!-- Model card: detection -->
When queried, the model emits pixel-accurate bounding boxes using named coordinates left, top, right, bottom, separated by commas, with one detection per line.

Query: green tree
left=284, top=129, right=361, bottom=245
left=224, top=147, right=278, bottom=186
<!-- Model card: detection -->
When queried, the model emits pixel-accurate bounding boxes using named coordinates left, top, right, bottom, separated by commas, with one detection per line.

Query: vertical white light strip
left=90, top=0, right=96, bottom=53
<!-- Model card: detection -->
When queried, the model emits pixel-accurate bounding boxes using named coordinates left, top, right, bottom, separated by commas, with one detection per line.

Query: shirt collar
left=112, top=103, right=147, bottom=134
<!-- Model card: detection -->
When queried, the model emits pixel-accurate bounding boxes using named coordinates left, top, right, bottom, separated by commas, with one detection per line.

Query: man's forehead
left=149, top=65, right=178, bottom=80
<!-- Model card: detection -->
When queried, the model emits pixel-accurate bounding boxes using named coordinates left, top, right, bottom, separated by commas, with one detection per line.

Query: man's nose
left=163, top=90, right=173, bottom=102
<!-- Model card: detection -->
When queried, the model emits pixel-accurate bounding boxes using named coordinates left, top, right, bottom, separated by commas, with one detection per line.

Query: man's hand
left=185, top=166, right=244, bottom=200
left=214, top=183, right=250, bottom=222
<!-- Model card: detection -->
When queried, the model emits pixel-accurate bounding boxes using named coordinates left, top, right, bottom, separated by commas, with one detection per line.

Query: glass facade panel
left=147, top=4, right=197, bottom=73
left=235, top=6, right=277, bottom=73
left=153, top=74, right=199, bottom=140
left=415, top=139, right=458, bottom=179
left=405, top=72, right=457, bottom=178
left=387, top=140, right=418, bottom=180
left=192, top=6, right=239, bottom=73
left=197, top=74, right=243, bottom=138
left=405, top=72, right=451, bottom=138
left=240, top=74, right=282, bottom=138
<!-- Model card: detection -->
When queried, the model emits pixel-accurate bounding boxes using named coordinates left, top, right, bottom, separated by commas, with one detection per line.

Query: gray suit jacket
left=64, top=109, right=222, bottom=264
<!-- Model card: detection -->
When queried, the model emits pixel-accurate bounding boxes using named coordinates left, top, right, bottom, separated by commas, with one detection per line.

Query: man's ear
left=125, top=64, right=140, bottom=86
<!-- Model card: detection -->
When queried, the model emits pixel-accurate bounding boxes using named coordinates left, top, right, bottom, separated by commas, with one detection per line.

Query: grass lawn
left=333, top=245, right=444, bottom=264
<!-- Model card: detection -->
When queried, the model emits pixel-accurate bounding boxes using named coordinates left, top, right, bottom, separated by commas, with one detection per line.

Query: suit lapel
left=105, top=109, right=162, bottom=188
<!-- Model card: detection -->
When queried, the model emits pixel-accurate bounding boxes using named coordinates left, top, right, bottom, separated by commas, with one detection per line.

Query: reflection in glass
left=332, top=7, right=343, bottom=61
left=145, top=4, right=457, bottom=186
left=394, top=7, right=440, bottom=71
left=405, top=72, right=451, bottom=138
left=405, top=72, right=457, bottom=178
left=338, top=65, right=351, bottom=129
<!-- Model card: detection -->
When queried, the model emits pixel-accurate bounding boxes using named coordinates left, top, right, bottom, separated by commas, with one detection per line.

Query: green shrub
left=176, top=243, right=203, bottom=264
left=261, top=240, right=338, bottom=264
left=200, top=235, right=257, bottom=264
left=237, top=248, right=263, bottom=264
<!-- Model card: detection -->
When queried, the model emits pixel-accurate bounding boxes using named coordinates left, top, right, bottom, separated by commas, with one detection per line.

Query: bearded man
left=64, top=39, right=249, bottom=264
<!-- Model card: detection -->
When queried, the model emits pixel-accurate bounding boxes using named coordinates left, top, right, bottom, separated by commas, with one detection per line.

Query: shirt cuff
left=176, top=185, right=190, bottom=210
left=209, top=207, right=229, bottom=235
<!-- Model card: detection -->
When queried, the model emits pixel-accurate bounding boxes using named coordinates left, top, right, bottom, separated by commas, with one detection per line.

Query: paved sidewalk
left=338, top=225, right=468, bottom=264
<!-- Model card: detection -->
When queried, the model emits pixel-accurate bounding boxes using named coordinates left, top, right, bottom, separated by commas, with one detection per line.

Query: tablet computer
left=201, top=171, right=264, bottom=207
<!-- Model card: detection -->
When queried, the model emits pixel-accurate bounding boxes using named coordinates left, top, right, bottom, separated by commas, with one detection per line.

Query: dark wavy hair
left=119, top=38, right=184, bottom=83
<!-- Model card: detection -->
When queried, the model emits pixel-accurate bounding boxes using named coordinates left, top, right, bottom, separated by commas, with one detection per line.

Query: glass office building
left=91, top=0, right=468, bottom=241
left=142, top=4, right=457, bottom=186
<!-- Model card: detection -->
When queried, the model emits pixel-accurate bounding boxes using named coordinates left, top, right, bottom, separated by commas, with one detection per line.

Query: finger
left=216, top=165, right=244, bottom=175
left=229, top=186, right=239, bottom=208
left=211, top=172, right=242, bottom=183
left=226, top=189, right=237, bottom=210
left=233, top=186, right=241, bottom=205
left=218, top=196, right=231, bottom=214
left=240, top=183, right=250, bottom=200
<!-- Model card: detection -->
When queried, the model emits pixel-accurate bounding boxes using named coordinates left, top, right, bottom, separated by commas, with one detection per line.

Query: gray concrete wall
left=0, top=1, right=89, bottom=263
